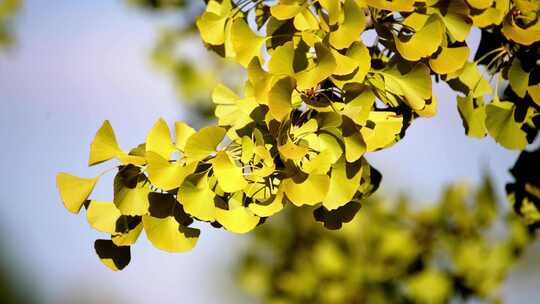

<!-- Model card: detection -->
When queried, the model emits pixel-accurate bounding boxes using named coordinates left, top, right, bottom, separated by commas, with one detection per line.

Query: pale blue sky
left=0, top=1, right=538, bottom=303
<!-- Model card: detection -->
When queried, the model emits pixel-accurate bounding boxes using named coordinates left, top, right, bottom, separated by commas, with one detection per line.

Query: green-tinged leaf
left=485, top=101, right=528, bottom=150
left=429, top=46, right=469, bottom=74
left=57, top=173, right=98, bottom=214
left=457, top=95, right=487, bottom=138
left=447, top=62, right=492, bottom=98
left=395, top=14, right=443, bottom=61
left=508, top=58, right=529, bottom=98
left=383, top=63, right=432, bottom=112
left=529, top=84, right=540, bottom=107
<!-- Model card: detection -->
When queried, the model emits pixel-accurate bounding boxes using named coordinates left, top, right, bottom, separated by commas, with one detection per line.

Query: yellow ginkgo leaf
left=328, top=0, right=365, bottom=49
left=249, top=189, right=285, bottom=217
left=293, top=8, right=319, bottom=31
left=57, top=172, right=98, bottom=214
left=212, top=151, right=247, bottom=193
left=319, top=133, right=343, bottom=164
left=366, top=0, right=416, bottom=12
left=146, top=118, right=175, bottom=159
left=86, top=200, right=121, bottom=234
left=323, top=158, right=363, bottom=210
left=268, top=41, right=295, bottom=77
left=231, top=18, right=265, bottom=67
left=215, top=194, right=260, bottom=233
left=94, top=239, right=130, bottom=271
left=502, top=16, right=540, bottom=46
left=196, top=12, right=227, bottom=45
left=319, top=0, right=340, bottom=25
left=429, top=1, right=472, bottom=42
left=331, top=49, right=360, bottom=76
left=268, top=76, right=295, bottom=121
left=178, top=174, right=216, bottom=221
left=283, top=174, right=330, bottom=206
left=112, top=221, right=143, bottom=246
left=429, top=46, right=469, bottom=75
left=395, top=14, right=443, bottom=62
left=213, top=83, right=240, bottom=105
left=457, top=95, right=487, bottom=138
left=270, top=1, right=305, bottom=20
left=466, top=0, right=493, bottom=9
left=296, top=43, right=337, bottom=90
left=113, top=168, right=150, bottom=216
left=342, top=117, right=366, bottom=162
left=251, top=146, right=276, bottom=177
left=184, top=126, right=226, bottom=161
left=508, top=58, right=529, bottom=98
left=449, top=62, right=492, bottom=98
left=360, top=112, right=403, bottom=152
left=278, top=140, right=309, bottom=161
left=195, top=0, right=231, bottom=45
left=301, top=150, right=334, bottom=175
left=528, top=84, right=540, bottom=107
left=175, top=121, right=196, bottom=151
left=247, top=58, right=275, bottom=104
left=143, top=215, right=200, bottom=253
left=89, top=120, right=123, bottom=166
left=383, top=63, right=432, bottom=111
left=146, top=151, right=197, bottom=191
left=485, top=101, right=528, bottom=150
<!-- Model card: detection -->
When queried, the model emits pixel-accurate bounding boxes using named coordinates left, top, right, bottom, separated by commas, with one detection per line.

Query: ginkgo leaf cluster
left=58, top=0, right=540, bottom=269
left=57, top=112, right=382, bottom=270
left=237, top=178, right=531, bottom=304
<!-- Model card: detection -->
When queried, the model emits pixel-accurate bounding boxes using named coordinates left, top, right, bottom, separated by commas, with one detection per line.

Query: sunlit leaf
left=485, top=101, right=528, bottom=150
left=57, top=173, right=98, bottom=214
left=89, top=120, right=123, bottom=166
left=184, top=126, right=226, bottom=161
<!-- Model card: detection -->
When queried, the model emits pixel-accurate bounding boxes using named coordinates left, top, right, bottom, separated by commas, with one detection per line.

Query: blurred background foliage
left=237, top=178, right=532, bottom=304
left=0, top=0, right=19, bottom=46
